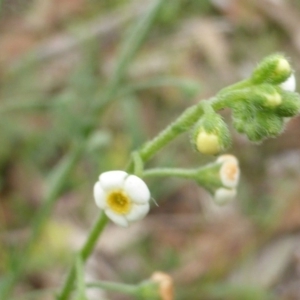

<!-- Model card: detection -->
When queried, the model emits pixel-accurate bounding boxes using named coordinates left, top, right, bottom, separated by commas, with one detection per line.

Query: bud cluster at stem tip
left=229, top=54, right=300, bottom=142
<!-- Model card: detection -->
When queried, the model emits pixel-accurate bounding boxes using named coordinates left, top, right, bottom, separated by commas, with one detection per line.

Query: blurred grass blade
left=119, top=77, right=202, bottom=99
left=94, top=0, right=165, bottom=111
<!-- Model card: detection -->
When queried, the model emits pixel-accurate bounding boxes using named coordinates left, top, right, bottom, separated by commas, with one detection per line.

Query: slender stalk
left=138, top=100, right=208, bottom=162
left=143, top=168, right=196, bottom=179
left=57, top=212, right=108, bottom=300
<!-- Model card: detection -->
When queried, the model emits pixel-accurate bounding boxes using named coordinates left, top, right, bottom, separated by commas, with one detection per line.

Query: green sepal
left=193, top=162, right=223, bottom=193
left=232, top=102, right=284, bottom=142
left=244, top=110, right=284, bottom=142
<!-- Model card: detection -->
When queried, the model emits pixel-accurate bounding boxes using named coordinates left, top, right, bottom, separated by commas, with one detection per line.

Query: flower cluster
left=93, top=171, right=150, bottom=227
left=92, top=54, right=298, bottom=225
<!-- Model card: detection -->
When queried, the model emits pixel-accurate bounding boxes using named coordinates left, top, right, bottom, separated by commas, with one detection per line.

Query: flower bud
left=195, top=130, right=221, bottom=155
left=250, top=84, right=282, bottom=108
left=264, top=91, right=282, bottom=107
left=251, top=54, right=292, bottom=85
left=193, top=155, right=240, bottom=205
left=192, top=113, right=231, bottom=155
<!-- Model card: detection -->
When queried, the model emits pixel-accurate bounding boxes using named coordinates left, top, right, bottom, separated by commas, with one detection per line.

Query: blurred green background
left=1, top=0, right=300, bottom=299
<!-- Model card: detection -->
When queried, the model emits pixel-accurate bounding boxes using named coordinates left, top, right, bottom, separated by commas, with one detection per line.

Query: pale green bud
left=251, top=54, right=292, bottom=85
left=252, top=84, right=282, bottom=108
left=192, top=113, right=231, bottom=155
left=264, top=91, right=282, bottom=107
left=195, top=131, right=221, bottom=155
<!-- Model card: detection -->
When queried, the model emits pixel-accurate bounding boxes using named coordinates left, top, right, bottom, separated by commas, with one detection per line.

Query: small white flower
left=216, top=154, right=240, bottom=188
left=280, top=73, right=296, bottom=92
left=93, top=171, right=150, bottom=227
left=214, top=188, right=237, bottom=206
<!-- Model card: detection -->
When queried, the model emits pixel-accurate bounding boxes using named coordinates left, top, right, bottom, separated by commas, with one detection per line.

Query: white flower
left=214, top=188, right=237, bottom=205
left=216, top=154, right=240, bottom=188
left=280, top=73, right=296, bottom=92
left=93, top=171, right=150, bottom=227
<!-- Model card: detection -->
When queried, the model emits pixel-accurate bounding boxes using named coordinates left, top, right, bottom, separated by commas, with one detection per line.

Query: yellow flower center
left=107, top=190, right=132, bottom=214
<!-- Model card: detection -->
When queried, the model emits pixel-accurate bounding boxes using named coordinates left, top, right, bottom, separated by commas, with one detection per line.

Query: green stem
left=143, top=163, right=222, bottom=192
left=143, top=168, right=196, bottom=179
left=57, top=212, right=108, bottom=300
left=137, top=100, right=209, bottom=163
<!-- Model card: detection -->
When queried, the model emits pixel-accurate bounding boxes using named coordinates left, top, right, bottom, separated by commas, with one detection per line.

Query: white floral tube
left=213, top=154, right=240, bottom=205
left=93, top=171, right=151, bottom=227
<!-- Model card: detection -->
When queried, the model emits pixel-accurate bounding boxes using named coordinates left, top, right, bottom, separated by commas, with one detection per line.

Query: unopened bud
left=195, top=130, right=221, bottom=155
left=252, top=54, right=292, bottom=85
left=264, top=92, right=282, bottom=107
left=192, top=113, right=231, bottom=155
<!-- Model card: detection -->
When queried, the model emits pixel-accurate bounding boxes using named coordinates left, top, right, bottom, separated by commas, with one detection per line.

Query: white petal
left=93, top=182, right=107, bottom=209
left=280, top=73, right=296, bottom=92
left=124, top=175, right=150, bottom=204
left=126, top=203, right=150, bottom=222
left=99, top=170, right=127, bottom=191
left=214, top=188, right=236, bottom=206
left=105, top=209, right=129, bottom=227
